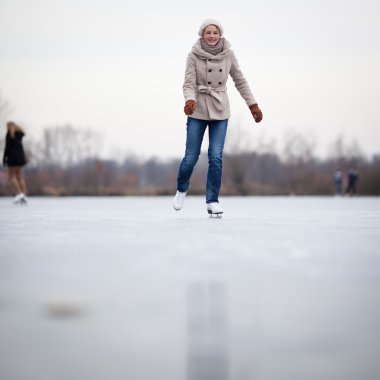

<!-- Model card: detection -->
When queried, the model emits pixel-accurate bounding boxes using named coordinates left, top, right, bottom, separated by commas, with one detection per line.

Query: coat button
left=219, top=81, right=222, bottom=85
left=219, top=69, right=222, bottom=72
left=208, top=69, right=212, bottom=72
left=208, top=81, right=211, bottom=84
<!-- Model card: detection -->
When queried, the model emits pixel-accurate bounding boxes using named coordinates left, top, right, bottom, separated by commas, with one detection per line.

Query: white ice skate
left=13, top=193, right=27, bottom=205
left=173, top=190, right=187, bottom=211
left=207, top=202, right=223, bottom=218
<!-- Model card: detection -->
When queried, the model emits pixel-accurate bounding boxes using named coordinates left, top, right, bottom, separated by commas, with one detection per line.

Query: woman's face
left=202, top=25, right=221, bottom=46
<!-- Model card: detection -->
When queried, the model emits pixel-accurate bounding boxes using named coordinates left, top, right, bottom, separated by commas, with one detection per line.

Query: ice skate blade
left=208, top=210, right=223, bottom=218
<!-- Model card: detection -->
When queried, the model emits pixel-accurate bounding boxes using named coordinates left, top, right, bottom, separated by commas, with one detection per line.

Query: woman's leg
left=206, top=119, right=228, bottom=203
left=16, top=167, right=28, bottom=195
left=8, top=167, right=23, bottom=194
left=177, top=117, right=207, bottom=192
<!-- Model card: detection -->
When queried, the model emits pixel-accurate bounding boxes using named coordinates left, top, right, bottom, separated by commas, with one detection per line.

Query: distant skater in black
left=3, top=121, right=28, bottom=204
left=346, top=168, right=359, bottom=196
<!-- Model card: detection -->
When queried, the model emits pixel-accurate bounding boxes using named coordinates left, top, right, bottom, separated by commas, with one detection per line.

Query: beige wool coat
left=183, top=38, right=257, bottom=120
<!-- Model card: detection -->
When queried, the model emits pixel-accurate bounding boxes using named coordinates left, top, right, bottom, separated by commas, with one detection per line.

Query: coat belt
left=197, top=85, right=226, bottom=112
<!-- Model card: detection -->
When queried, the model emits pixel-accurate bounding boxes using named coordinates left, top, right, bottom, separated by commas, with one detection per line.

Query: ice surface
left=1, top=196, right=380, bottom=380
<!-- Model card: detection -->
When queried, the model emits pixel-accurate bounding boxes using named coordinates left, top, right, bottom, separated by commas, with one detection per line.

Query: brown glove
left=184, top=100, right=196, bottom=116
left=249, top=103, right=263, bottom=123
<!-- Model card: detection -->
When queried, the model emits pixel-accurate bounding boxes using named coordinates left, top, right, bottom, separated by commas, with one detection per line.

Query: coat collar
left=191, top=38, right=231, bottom=60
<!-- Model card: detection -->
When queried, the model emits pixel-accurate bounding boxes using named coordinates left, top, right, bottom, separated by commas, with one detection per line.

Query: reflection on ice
left=187, top=282, right=229, bottom=380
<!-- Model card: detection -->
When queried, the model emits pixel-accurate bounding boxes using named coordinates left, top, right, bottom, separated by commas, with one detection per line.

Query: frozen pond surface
left=1, top=196, right=380, bottom=380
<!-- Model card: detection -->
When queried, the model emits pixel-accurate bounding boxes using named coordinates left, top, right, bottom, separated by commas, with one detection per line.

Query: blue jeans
left=177, top=117, right=228, bottom=203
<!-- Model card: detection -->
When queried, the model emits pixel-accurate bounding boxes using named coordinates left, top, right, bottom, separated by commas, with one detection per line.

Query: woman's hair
left=6, top=121, right=24, bottom=137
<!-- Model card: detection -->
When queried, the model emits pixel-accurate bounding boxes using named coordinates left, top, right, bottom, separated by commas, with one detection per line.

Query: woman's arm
left=229, top=50, right=257, bottom=107
left=183, top=53, right=197, bottom=102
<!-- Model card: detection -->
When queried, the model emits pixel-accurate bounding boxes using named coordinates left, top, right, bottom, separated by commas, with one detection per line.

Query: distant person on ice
left=2, top=121, right=28, bottom=204
left=334, top=169, right=343, bottom=195
left=346, top=168, right=359, bottom=196
left=172, top=19, right=263, bottom=216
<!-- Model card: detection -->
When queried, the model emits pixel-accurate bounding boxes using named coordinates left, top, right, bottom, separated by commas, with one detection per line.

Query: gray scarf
left=200, top=38, right=224, bottom=55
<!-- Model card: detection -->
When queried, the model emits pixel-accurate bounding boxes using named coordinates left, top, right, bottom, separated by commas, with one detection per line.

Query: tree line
left=1, top=124, right=379, bottom=196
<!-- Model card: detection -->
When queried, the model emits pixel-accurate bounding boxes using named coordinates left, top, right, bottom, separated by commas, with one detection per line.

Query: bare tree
left=39, top=124, right=103, bottom=168
left=0, top=92, right=12, bottom=156
left=282, top=129, right=317, bottom=165
left=224, top=122, right=254, bottom=194
left=280, top=130, right=318, bottom=194
left=0, top=92, right=12, bottom=125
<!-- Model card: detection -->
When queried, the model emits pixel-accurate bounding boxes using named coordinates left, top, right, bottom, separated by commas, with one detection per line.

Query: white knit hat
left=198, top=19, right=224, bottom=37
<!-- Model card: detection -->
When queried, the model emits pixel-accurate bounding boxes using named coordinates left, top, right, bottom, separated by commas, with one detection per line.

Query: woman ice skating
left=173, top=19, right=263, bottom=216
left=3, top=121, right=28, bottom=204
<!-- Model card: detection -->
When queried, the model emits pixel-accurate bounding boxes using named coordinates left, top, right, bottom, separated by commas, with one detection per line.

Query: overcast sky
left=1, top=0, right=379, bottom=159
